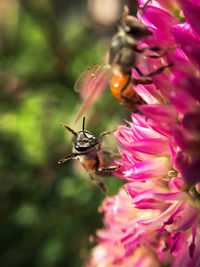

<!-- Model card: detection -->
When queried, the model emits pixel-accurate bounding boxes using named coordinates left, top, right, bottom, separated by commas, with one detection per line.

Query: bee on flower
left=74, top=1, right=173, bottom=123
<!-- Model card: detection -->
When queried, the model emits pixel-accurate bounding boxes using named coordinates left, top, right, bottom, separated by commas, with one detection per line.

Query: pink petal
left=168, top=141, right=176, bottom=167
left=172, top=23, right=200, bottom=71
left=133, top=84, right=159, bottom=104
left=141, top=6, right=178, bottom=34
left=151, top=72, right=175, bottom=99
left=170, top=91, right=196, bottom=114
left=139, top=104, right=178, bottom=123
left=125, top=157, right=170, bottom=180
left=183, top=158, right=200, bottom=184
left=172, top=71, right=200, bottom=102
left=130, top=124, right=162, bottom=139
left=149, top=119, right=172, bottom=138
left=138, top=203, right=183, bottom=229
left=168, top=177, right=185, bottom=192
left=174, top=204, right=198, bottom=232
left=174, top=151, right=189, bottom=174
left=145, top=26, right=175, bottom=47
left=173, top=125, right=200, bottom=152
left=132, top=190, right=185, bottom=209
left=182, top=113, right=200, bottom=132
left=180, top=0, right=200, bottom=37
left=138, top=0, right=180, bottom=11
left=122, top=138, right=170, bottom=157
left=131, top=113, right=147, bottom=127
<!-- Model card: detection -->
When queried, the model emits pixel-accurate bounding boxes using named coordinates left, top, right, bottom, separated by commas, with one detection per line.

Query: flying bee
left=74, top=0, right=172, bottom=122
left=58, top=117, right=120, bottom=194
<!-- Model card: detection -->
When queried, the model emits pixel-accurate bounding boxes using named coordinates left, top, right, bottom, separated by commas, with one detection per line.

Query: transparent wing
left=74, top=55, right=109, bottom=99
left=74, top=55, right=111, bottom=123
left=74, top=67, right=111, bottom=123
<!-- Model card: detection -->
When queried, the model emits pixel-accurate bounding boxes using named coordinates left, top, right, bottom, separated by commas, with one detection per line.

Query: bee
left=74, top=0, right=172, bottom=122
left=58, top=117, right=120, bottom=194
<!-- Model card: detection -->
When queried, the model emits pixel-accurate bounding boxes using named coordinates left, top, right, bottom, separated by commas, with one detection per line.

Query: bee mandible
left=74, top=0, right=172, bottom=122
left=58, top=117, right=120, bottom=194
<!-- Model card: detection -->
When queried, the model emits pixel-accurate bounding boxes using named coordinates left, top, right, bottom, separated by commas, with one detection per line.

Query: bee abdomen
left=110, top=74, right=145, bottom=111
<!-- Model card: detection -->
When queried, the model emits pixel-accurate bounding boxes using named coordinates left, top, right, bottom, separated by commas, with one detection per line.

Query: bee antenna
left=82, top=117, right=86, bottom=131
left=138, top=0, right=152, bottom=14
left=123, top=5, right=130, bottom=16
left=82, top=117, right=87, bottom=138
left=60, top=123, right=76, bottom=135
left=117, top=5, right=129, bottom=26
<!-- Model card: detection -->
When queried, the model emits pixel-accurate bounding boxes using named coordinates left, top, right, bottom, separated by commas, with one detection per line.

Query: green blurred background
left=0, top=0, right=137, bottom=266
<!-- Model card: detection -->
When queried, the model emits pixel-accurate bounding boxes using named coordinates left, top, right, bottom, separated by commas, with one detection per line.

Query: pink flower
left=87, top=189, right=161, bottom=267
left=86, top=0, right=200, bottom=266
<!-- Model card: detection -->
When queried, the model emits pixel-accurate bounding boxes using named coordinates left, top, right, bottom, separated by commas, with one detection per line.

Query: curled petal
left=174, top=204, right=198, bottom=232
left=168, top=177, right=185, bottom=192
left=133, top=190, right=186, bottom=209
left=189, top=222, right=198, bottom=258
left=138, top=203, right=183, bottom=229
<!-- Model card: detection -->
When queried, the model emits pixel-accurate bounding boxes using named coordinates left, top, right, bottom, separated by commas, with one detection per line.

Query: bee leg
left=135, top=64, right=173, bottom=78
left=140, top=0, right=152, bottom=11
left=94, top=165, right=121, bottom=193
left=147, top=45, right=178, bottom=53
left=137, top=45, right=178, bottom=60
left=98, top=131, right=116, bottom=150
left=96, top=165, right=121, bottom=174
left=134, top=46, right=162, bottom=54
left=135, top=46, right=175, bottom=56
left=145, top=51, right=167, bottom=59
left=58, top=152, right=86, bottom=164
left=102, top=150, right=121, bottom=159
left=88, top=172, right=108, bottom=195
left=131, top=77, right=152, bottom=86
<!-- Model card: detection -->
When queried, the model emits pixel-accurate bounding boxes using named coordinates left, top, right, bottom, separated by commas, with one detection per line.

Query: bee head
left=121, top=16, right=152, bottom=40
left=74, top=130, right=98, bottom=152
left=61, top=117, right=98, bottom=152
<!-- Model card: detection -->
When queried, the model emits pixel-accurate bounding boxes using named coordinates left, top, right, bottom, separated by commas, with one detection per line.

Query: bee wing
left=74, top=56, right=111, bottom=123
left=74, top=68, right=111, bottom=123
left=74, top=55, right=109, bottom=99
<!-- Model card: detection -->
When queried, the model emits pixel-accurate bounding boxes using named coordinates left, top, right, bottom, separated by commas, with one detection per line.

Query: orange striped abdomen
left=110, top=74, right=144, bottom=111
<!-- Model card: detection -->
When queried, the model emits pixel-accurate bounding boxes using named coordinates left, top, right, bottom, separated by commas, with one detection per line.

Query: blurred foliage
left=0, top=0, right=128, bottom=266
